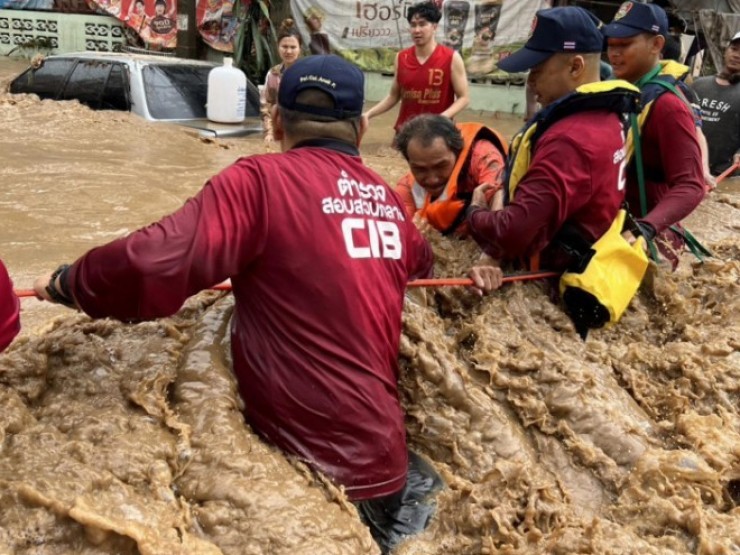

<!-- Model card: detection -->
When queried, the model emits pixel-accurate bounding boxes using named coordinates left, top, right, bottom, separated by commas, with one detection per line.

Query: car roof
left=44, top=51, right=217, bottom=68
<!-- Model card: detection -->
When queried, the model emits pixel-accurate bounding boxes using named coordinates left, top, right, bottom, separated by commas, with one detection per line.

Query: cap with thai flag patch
left=602, top=1, right=669, bottom=39
left=497, top=7, right=605, bottom=73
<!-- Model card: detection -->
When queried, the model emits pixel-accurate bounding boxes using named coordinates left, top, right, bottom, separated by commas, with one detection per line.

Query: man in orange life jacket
left=465, top=7, right=636, bottom=292
left=394, top=114, right=508, bottom=237
left=604, top=1, right=705, bottom=268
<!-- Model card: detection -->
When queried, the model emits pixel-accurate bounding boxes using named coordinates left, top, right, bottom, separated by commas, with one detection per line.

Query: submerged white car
left=8, top=52, right=262, bottom=138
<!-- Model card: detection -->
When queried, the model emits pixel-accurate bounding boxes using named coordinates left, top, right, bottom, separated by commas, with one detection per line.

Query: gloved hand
left=635, top=220, right=657, bottom=241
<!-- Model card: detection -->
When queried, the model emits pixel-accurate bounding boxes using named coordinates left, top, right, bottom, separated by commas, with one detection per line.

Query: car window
left=58, top=60, right=131, bottom=112
left=101, top=64, right=131, bottom=112
left=61, top=60, right=112, bottom=109
left=143, top=64, right=210, bottom=120
left=9, top=59, right=75, bottom=99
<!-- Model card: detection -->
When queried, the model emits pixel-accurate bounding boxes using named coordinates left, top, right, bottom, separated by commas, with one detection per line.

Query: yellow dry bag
left=559, top=209, right=649, bottom=339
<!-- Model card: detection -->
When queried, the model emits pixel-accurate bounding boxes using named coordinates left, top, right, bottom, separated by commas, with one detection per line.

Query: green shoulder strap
left=651, top=81, right=713, bottom=261
left=629, top=112, right=659, bottom=261
left=670, top=225, right=713, bottom=261
left=633, top=71, right=713, bottom=263
left=646, top=77, right=681, bottom=97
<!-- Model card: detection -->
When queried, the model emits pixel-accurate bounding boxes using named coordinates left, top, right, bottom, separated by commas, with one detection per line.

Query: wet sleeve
left=467, top=136, right=590, bottom=260
left=404, top=218, right=434, bottom=280
left=262, top=72, right=279, bottom=106
left=641, top=95, right=705, bottom=234
left=395, top=174, right=417, bottom=219
left=260, top=73, right=279, bottom=138
left=0, top=259, right=20, bottom=352
left=679, top=82, right=703, bottom=127
left=68, top=161, right=269, bottom=322
left=469, top=139, right=505, bottom=194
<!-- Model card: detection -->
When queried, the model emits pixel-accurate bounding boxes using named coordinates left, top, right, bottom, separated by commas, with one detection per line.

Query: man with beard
left=691, top=32, right=740, bottom=178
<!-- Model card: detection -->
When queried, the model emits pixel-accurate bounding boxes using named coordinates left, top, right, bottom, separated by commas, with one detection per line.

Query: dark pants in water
left=355, top=451, right=444, bottom=554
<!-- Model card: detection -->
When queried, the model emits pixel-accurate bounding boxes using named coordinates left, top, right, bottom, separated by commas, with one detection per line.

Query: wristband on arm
left=46, top=264, right=76, bottom=308
left=623, top=210, right=656, bottom=241
left=635, top=221, right=657, bottom=241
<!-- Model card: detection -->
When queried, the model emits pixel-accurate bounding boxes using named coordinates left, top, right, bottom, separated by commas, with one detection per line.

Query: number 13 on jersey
left=428, top=69, right=444, bottom=86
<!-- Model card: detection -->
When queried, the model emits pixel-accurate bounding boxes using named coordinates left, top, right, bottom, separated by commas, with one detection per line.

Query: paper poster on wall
left=288, top=0, right=548, bottom=77
left=0, top=0, right=54, bottom=9
left=87, top=0, right=177, bottom=48
left=196, top=0, right=239, bottom=52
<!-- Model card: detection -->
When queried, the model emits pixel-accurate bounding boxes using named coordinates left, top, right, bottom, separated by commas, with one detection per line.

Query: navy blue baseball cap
left=602, top=1, right=668, bottom=38
left=497, top=7, right=605, bottom=73
left=278, top=55, right=364, bottom=120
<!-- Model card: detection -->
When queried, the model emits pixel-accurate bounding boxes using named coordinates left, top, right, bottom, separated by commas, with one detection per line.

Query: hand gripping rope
left=12, top=271, right=560, bottom=300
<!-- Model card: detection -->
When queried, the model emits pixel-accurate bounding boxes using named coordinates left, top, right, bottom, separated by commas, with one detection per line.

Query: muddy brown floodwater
left=1, top=55, right=739, bottom=555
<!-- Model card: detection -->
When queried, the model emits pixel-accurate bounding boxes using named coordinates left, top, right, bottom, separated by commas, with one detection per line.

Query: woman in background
left=260, top=19, right=303, bottom=143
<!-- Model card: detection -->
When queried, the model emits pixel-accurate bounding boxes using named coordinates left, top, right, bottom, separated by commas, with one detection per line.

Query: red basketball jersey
left=395, top=44, right=455, bottom=131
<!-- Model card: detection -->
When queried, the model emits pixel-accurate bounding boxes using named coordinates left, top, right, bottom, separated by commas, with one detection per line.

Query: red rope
left=716, top=161, right=740, bottom=185
left=14, top=271, right=559, bottom=299
left=407, top=271, right=559, bottom=288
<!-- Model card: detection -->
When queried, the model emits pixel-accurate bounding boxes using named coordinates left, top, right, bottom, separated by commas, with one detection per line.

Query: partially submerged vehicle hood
left=172, top=117, right=263, bottom=138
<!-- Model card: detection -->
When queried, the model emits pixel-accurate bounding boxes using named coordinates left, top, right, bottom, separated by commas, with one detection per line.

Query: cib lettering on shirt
left=322, top=170, right=406, bottom=260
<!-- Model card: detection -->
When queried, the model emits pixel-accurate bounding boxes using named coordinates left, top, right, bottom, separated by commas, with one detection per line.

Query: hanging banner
left=86, top=0, right=177, bottom=48
left=196, top=0, right=240, bottom=52
left=0, top=0, right=54, bottom=8
left=288, top=0, right=549, bottom=77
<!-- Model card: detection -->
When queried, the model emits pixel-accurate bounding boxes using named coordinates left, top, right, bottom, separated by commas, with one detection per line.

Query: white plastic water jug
left=207, top=57, right=247, bottom=123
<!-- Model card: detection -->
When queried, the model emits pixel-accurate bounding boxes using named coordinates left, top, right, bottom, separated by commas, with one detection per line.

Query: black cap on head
left=602, top=1, right=669, bottom=39
left=497, top=7, right=605, bottom=74
left=278, top=55, right=364, bottom=120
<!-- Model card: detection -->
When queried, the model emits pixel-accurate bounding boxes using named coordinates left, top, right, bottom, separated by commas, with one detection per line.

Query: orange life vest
left=411, top=122, right=508, bottom=235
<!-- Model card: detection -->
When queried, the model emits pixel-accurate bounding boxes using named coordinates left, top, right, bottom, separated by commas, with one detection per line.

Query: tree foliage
left=233, top=0, right=278, bottom=85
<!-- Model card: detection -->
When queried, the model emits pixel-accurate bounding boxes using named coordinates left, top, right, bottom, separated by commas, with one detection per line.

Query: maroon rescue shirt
left=626, top=92, right=705, bottom=245
left=66, top=140, right=434, bottom=501
left=396, top=44, right=455, bottom=132
left=467, top=110, right=628, bottom=269
left=0, top=259, right=20, bottom=352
